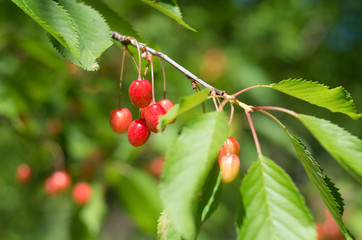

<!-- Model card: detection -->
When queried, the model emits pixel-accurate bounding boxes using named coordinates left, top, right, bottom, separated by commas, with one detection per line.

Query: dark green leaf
left=286, top=133, right=354, bottom=239
left=238, top=155, right=316, bottom=240
left=160, top=111, right=229, bottom=239
left=270, top=79, right=361, bottom=119
left=298, top=114, right=362, bottom=183
left=141, top=0, right=196, bottom=32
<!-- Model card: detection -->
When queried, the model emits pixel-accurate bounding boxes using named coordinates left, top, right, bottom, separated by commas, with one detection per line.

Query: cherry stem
left=150, top=55, right=155, bottom=103
left=124, top=46, right=140, bottom=74
left=232, top=84, right=269, bottom=97
left=143, top=61, right=150, bottom=79
left=252, top=106, right=297, bottom=117
left=245, top=109, right=262, bottom=157
left=211, top=91, right=219, bottom=111
left=156, top=56, right=167, bottom=99
left=130, top=37, right=142, bottom=80
left=229, top=104, right=234, bottom=127
left=119, top=47, right=126, bottom=109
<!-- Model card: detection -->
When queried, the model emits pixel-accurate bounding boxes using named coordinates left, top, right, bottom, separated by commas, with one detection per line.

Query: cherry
left=72, top=182, right=92, bottom=205
left=128, top=79, right=152, bottom=108
left=144, top=103, right=167, bottom=133
left=148, top=157, right=165, bottom=178
left=218, top=137, right=240, bottom=163
left=157, top=99, right=174, bottom=112
left=140, top=100, right=155, bottom=118
left=219, top=154, right=240, bottom=183
left=44, top=171, right=71, bottom=195
left=157, top=98, right=176, bottom=124
left=16, top=164, right=32, bottom=183
left=128, top=118, right=151, bottom=147
left=109, top=108, right=132, bottom=134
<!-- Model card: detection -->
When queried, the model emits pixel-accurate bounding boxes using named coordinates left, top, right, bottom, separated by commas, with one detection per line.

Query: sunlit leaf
left=141, top=0, right=196, bottom=32
left=158, top=88, right=209, bottom=130
left=238, top=155, right=316, bottom=240
left=160, top=111, right=228, bottom=239
left=157, top=210, right=182, bottom=240
left=270, top=79, right=361, bottom=119
left=287, top=133, right=355, bottom=239
left=298, top=114, right=362, bottom=184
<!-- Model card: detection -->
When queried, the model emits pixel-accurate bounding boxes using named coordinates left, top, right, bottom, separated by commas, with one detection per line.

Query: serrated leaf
left=105, top=163, right=162, bottom=234
left=298, top=114, right=362, bottom=184
left=286, top=133, right=354, bottom=239
left=157, top=211, right=182, bottom=240
left=12, top=0, right=80, bottom=58
left=158, top=88, right=209, bottom=130
left=141, top=0, right=196, bottom=32
left=59, top=0, right=113, bottom=71
left=238, top=155, right=316, bottom=240
left=160, top=111, right=229, bottom=239
left=79, top=183, right=107, bottom=237
left=82, top=0, right=141, bottom=39
left=270, top=79, right=361, bottom=119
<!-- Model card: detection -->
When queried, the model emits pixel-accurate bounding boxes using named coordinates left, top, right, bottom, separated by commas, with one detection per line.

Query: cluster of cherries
left=218, top=137, right=241, bottom=183
left=109, top=78, right=174, bottom=147
left=16, top=164, right=92, bottom=206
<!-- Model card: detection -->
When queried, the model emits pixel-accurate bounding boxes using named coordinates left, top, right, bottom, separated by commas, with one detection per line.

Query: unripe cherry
left=128, top=118, right=151, bottom=147
left=144, top=103, right=167, bottom=133
left=72, top=182, right=92, bottom=205
left=218, top=137, right=240, bottom=163
left=16, top=164, right=32, bottom=183
left=128, top=79, right=152, bottom=108
left=219, top=154, right=240, bottom=183
left=109, top=108, right=132, bottom=134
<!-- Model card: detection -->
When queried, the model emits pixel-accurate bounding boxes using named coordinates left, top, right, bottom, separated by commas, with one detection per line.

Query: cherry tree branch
left=111, top=30, right=225, bottom=96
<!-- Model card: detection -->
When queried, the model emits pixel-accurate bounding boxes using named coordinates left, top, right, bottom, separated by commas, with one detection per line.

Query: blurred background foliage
left=0, top=0, right=361, bottom=239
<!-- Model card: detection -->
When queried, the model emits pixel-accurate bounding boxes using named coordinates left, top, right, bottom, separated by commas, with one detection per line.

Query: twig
left=111, top=31, right=225, bottom=96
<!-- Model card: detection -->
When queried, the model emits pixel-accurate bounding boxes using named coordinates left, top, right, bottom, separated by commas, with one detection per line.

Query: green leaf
left=13, top=0, right=113, bottom=71
left=158, top=88, right=209, bottom=130
left=160, top=111, right=229, bottom=239
left=286, top=133, right=355, bottom=239
left=79, top=183, right=107, bottom=237
left=11, top=0, right=80, bottom=58
left=238, top=155, right=316, bottom=240
left=105, top=163, right=162, bottom=234
left=59, top=0, right=113, bottom=71
left=196, top=163, right=222, bottom=226
left=157, top=210, right=182, bottom=240
left=298, top=114, right=362, bottom=184
left=270, top=79, right=361, bottom=119
left=141, top=0, right=196, bottom=32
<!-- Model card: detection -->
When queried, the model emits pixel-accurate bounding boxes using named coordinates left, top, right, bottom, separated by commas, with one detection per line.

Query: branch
left=110, top=30, right=225, bottom=96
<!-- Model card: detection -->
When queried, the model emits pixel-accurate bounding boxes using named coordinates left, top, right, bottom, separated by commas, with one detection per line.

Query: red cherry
left=44, top=171, right=71, bottom=195
left=218, top=137, right=240, bottom=163
left=157, top=99, right=174, bottom=112
left=72, top=182, right=92, bottom=205
left=109, top=108, right=132, bottom=134
left=128, top=79, right=152, bottom=108
left=219, top=154, right=240, bottom=183
left=144, top=103, right=167, bottom=133
left=16, top=164, right=32, bottom=183
left=140, top=101, right=155, bottom=118
left=157, top=98, right=176, bottom=124
left=128, top=118, right=151, bottom=147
